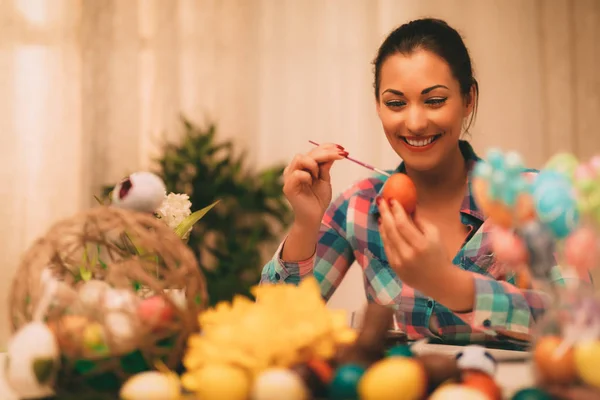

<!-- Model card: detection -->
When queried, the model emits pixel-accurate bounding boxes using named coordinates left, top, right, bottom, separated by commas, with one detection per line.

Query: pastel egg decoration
left=574, top=157, right=600, bottom=225
left=4, top=321, right=60, bottom=399
left=564, top=225, right=599, bottom=276
left=111, top=171, right=166, bottom=213
left=430, top=384, right=488, bottom=400
left=8, top=205, right=207, bottom=398
left=544, top=153, right=579, bottom=181
left=490, top=227, right=528, bottom=266
left=573, top=339, right=600, bottom=389
left=250, top=368, right=308, bottom=400
left=532, top=170, right=580, bottom=239
left=472, top=149, right=533, bottom=229
left=119, top=369, right=181, bottom=400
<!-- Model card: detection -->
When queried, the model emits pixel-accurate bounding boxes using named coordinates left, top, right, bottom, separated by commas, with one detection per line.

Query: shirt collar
left=369, top=140, right=485, bottom=222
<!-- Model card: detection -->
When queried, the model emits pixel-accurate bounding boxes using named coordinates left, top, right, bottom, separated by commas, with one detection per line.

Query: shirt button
left=427, top=300, right=434, bottom=308
left=274, top=273, right=281, bottom=280
left=483, top=319, right=491, bottom=327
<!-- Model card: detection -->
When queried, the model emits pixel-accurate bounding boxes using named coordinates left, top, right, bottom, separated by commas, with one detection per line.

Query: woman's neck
left=404, top=145, right=468, bottom=207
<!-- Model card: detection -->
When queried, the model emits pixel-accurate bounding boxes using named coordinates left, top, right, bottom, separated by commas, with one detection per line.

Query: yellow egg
left=574, top=340, right=600, bottom=389
left=187, top=364, right=249, bottom=400
left=430, top=384, right=488, bottom=400
left=358, top=358, right=426, bottom=400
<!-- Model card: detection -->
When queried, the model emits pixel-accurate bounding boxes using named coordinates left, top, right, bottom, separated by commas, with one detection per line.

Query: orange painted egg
left=382, top=173, right=418, bottom=214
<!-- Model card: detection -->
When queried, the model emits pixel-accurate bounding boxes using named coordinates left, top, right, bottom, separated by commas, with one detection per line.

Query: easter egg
left=120, top=371, right=181, bottom=400
left=188, top=364, right=250, bottom=400
left=111, top=171, right=166, bottom=213
left=386, top=344, right=413, bottom=358
left=462, top=370, right=502, bottom=400
left=329, top=364, right=365, bottom=400
left=511, top=387, right=552, bottom=400
left=490, top=228, right=528, bottom=265
left=533, top=171, right=579, bottom=238
left=381, top=173, right=417, bottom=214
left=137, top=295, right=175, bottom=329
left=573, top=339, right=600, bottom=389
left=533, top=335, right=577, bottom=384
left=564, top=226, right=599, bottom=274
left=358, top=357, right=426, bottom=400
left=418, top=353, right=460, bottom=393
left=455, top=345, right=497, bottom=377
left=544, top=153, right=579, bottom=180
left=5, top=322, right=60, bottom=399
left=251, top=368, right=308, bottom=400
left=430, top=384, right=488, bottom=400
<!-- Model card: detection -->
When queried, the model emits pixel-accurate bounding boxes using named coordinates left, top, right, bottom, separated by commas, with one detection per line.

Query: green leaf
left=174, top=200, right=220, bottom=238
left=33, top=357, right=56, bottom=384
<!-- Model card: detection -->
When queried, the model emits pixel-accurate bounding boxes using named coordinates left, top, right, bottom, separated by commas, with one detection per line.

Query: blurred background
left=0, top=0, right=599, bottom=346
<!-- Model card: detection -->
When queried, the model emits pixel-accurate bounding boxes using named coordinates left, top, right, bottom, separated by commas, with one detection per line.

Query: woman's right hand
left=283, top=143, right=347, bottom=231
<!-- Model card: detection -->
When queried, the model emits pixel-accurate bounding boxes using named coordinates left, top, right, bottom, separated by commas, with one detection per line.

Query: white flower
left=156, top=193, right=192, bottom=232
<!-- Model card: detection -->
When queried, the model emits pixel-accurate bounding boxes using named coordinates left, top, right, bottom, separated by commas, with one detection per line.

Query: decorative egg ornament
left=381, top=173, right=418, bottom=214
left=251, top=368, right=308, bottom=400
left=358, top=357, right=426, bottom=400
left=5, top=321, right=60, bottom=399
left=532, top=170, right=579, bottom=238
left=573, top=339, right=600, bottom=389
left=455, top=345, right=497, bottom=376
left=329, top=364, right=365, bottom=400
left=184, top=364, right=250, bottom=400
left=533, top=335, right=577, bottom=385
left=430, top=384, right=488, bottom=400
left=111, top=171, right=166, bottom=213
left=511, top=387, right=552, bottom=400
left=120, top=370, right=181, bottom=400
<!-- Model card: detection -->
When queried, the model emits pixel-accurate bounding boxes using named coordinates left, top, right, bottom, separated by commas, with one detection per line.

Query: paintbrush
left=308, top=140, right=391, bottom=177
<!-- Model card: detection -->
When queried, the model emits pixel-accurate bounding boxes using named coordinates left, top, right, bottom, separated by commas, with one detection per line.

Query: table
left=0, top=350, right=534, bottom=399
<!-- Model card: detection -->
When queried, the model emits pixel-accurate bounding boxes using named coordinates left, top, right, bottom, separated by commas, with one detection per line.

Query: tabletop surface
left=0, top=347, right=535, bottom=399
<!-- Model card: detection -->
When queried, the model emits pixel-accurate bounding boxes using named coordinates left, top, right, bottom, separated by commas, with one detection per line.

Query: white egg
left=120, top=371, right=181, bottom=400
left=103, top=288, right=139, bottom=312
left=164, top=289, right=187, bottom=310
left=455, top=345, right=497, bottom=376
left=251, top=368, right=308, bottom=400
left=111, top=172, right=166, bottom=213
left=5, top=322, right=60, bottom=399
left=78, top=280, right=111, bottom=309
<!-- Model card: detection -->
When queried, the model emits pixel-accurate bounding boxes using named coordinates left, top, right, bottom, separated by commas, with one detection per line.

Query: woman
left=260, top=18, right=566, bottom=345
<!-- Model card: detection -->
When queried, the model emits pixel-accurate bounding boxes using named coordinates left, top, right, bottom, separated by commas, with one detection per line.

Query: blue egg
left=487, top=148, right=505, bottom=170
left=473, top=161, right=492, bottom=179
left=329, top=364, right=366, bottom=400
left=533, top=171, right=580, bottom=238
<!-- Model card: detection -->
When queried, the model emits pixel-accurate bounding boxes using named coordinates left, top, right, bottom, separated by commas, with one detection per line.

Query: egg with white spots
left=111, top=172, right=166, bottom=213
left=5, top=322, right=60, bottom=399
left=455, top=345, right=497, bottom=376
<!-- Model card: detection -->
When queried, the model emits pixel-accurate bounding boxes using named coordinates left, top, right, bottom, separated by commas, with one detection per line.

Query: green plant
left=151, top=118, right=291, bottom=305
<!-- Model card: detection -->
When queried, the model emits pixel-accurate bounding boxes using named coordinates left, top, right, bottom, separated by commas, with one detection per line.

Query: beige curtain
left=0, top=0, right=599, bottom=345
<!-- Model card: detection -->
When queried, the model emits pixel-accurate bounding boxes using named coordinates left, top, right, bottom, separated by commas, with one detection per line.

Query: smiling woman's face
left=376, top=49, right=474, bottom=172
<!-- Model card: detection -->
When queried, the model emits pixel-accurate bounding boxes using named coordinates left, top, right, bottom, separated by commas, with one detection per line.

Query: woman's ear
left=464, top=82, right=477, bottom=118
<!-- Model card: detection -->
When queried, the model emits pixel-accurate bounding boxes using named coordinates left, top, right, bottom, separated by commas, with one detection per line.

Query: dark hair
left=373, top=18, right=479, bottom=131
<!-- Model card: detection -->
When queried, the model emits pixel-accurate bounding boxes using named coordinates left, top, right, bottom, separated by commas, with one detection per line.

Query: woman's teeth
left=403, top=136, right=438, bottom=147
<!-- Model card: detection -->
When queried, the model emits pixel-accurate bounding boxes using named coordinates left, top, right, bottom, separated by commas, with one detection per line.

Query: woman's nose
left=405, top=105, right=428, bottom=134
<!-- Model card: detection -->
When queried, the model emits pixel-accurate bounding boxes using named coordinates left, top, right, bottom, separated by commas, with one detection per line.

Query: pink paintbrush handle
left=308, top=140, right=391, bottom=177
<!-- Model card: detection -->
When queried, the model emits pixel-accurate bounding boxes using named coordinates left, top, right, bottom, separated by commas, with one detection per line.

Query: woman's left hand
left=377, top=198, right=452, bottom=293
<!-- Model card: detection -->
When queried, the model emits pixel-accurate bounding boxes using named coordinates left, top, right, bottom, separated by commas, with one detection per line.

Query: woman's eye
left=426, top=97, right=447, bottom=106
left=385, top=100, right=406, bottom=108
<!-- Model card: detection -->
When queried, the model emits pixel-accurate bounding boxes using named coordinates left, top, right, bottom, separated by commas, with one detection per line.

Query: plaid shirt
left=261, top=141, right=572, bottom=345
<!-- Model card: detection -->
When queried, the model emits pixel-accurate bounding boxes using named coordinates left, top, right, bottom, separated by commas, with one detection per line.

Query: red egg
left=462, top=370, right=502, bottom=400
left=382, top=173, right=417, bottom=214
left=137, top=296, right=175, bottom=329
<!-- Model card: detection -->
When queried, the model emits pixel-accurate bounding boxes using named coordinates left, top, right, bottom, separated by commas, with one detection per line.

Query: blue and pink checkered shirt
left=261, top=141, right=573, bottom=345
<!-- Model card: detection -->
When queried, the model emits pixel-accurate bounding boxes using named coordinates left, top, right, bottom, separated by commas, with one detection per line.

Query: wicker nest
left=9, top=206, right=207, bottom=396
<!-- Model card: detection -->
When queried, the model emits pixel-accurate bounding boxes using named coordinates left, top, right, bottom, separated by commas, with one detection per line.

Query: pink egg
left=137, top=296, right=175, bottom=330
left=491, top=228, right=528, bottom=265
left=575, top=164, right=596, bottom=181
left=589, top=156, right=600, bottom=173
left=565, top=227, right=599, bottom=273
